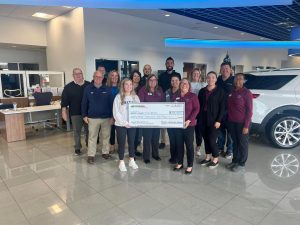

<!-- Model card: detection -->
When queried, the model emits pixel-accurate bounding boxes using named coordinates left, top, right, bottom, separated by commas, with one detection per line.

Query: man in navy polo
left=82, top=71, right=114, bottom=164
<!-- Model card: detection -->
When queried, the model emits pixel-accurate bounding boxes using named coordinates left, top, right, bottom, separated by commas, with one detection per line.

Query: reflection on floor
left=0, top=130, right=300, bottom=225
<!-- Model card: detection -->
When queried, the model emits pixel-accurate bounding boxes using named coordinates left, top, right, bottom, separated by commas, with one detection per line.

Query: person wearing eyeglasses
left=61, top=68, right=90, bottom=156
left=138, top=74, right=165, bottom=164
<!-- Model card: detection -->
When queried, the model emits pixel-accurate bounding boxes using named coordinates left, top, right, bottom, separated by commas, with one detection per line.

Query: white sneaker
left=196, top=146, right=201, bottom=156
left=119, top=161, right=127, bottom=172
left=129, top=159, right=138, bottom=169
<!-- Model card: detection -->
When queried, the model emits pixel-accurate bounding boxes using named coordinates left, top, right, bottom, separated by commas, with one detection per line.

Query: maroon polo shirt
left=138, top=86, right=165, bottom=102
left=227, top=87, right=253, bottom=129
left=172, top=92, right=200, bottom=127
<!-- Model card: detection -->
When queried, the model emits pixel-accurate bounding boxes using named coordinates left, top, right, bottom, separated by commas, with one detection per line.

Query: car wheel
left=270, top=116, right=300, bottom=149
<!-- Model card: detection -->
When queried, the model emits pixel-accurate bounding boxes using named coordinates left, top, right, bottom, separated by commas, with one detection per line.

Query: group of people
left=61, top=56, right=253, bottom=174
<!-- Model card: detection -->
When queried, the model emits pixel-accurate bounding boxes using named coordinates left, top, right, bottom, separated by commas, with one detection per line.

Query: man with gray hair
left=82, top=71, right=114, bottom=164
left=61, top=68, right=90, bottom=155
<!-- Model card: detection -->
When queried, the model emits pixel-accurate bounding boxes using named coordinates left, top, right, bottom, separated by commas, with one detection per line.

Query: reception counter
left=0, top=105, right=61, bottom=142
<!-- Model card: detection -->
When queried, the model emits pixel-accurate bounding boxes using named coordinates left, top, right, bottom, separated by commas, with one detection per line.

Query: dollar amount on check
left=128, top=103, right=185, bottom=128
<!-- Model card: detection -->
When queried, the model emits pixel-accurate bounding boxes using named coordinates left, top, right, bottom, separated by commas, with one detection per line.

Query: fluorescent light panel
left=165, top=38, right=300, bottom=49
left=32, top=12, right=55, bottom=19
left=0, top=0, right=293, bottom=9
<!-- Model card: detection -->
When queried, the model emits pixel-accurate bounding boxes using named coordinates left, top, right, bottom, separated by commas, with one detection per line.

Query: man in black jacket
left=61, top=68, right=90, bottom=155
left=140, top=64, right=152, bottom=88
left=158, top=57, right=181, bottom=149
left=158, top=57, right=181, bottom=92
left=216, top=62, right=234, bottom=159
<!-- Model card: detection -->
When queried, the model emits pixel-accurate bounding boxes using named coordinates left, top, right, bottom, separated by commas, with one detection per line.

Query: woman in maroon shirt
left=138, top=74, right=165, bottom=164
left=173, top=78, right=200, bottom=174
left=227, top=73, right=253, bottom=172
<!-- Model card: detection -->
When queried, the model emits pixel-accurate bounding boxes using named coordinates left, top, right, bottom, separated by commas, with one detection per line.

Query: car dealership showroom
left=0, top=1, right=300, bottom=225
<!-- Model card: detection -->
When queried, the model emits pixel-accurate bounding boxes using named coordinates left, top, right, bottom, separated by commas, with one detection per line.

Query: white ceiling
left=0, top=4, right=74, bottom=21
left=0, top=4, right=268, bottom=46
left=108, top=9, right=268, bottom=41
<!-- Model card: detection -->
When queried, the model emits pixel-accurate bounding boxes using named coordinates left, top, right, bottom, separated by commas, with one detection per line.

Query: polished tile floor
left=0, top=129, right=300, bottom=225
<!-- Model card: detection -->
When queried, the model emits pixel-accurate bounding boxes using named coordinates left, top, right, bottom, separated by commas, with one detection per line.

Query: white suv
left=244, top=68, right=300, bottom=149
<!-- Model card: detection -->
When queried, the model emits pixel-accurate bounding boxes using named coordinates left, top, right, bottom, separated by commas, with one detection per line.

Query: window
left=244, top=74, right=297, bottom=90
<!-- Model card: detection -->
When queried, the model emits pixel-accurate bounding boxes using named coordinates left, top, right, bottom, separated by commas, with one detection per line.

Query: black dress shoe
left=159, top=143, right=166, bottom=149
left=173, top=165, right=183, bottom=171
left=152, top=156, right=161, bottom=161
left=185, top=168, right=193, bottom=175
left=144, top=159, right=150, bottom=164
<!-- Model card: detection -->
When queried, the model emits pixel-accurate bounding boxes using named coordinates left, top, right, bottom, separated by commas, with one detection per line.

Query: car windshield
left=244, top=74, right=297, bottom=90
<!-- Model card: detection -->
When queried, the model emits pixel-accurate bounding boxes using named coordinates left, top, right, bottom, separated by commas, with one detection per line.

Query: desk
left=0, top=105, right=61, bottom=142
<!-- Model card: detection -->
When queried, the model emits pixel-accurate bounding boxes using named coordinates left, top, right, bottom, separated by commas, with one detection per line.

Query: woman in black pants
left=113, top=78, right=140, bottom=172
left=173, top=78, right=200, bottom=174
left=138, top=74, right=165, bottom=164
left=165, top=75, right=181, bottom=164
left=130, top=70, right=143, bottom=157
left=198, top=71, right=225, bottom=169
left=227, top=73, right=253, bottom=172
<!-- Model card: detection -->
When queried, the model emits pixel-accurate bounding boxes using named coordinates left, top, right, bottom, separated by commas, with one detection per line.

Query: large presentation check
left=128, top=102, right=185, bottom=128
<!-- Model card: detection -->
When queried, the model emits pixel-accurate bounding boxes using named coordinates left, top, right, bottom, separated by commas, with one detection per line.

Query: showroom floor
left=0, top=129, right=300, bottom=225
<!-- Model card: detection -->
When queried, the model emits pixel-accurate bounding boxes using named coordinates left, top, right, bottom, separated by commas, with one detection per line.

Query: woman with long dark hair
left=138, top=74, right=165, bottom=164
left=130, top=70, right=143, bottom=156
left=198, top=71, right=225, bottom=169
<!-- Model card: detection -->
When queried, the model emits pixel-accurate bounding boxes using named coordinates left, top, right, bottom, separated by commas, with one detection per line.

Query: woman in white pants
left=113, top=78, right=140, bottom=172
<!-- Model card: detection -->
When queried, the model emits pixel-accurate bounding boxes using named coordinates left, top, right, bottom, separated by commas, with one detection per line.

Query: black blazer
left=197, top=86, right=225, bottom=126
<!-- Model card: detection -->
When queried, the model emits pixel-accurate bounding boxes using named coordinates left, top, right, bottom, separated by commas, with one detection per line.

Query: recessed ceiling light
left=240, top=32, right=245, bottom=35
left=213, top=26, right=218, bottom=29
left=62, top=6, right=74, bottom=9
left=165, top=14, right=170, bottom=17
left=260, top=37, right=265, bottom=40
left=11, top=45, right=17, bottom=48
left=32, top=12, right=55, bottom=20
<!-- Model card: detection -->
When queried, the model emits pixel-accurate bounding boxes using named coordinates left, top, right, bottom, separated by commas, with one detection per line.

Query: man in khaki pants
left=81, top=71, right=114, bottom=164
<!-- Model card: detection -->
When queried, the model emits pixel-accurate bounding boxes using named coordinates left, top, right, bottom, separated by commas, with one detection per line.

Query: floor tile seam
left=236, top=193, right=283, bottom=210
left=167, top=182, right=226, bottom=209
left=221, top=195, right=274, bottom=225
left=142, top=186, right=191, bottom=208
left=84, top=175, right=124, bottom=193
left=145, top=203, right=197, bottom=225
left=256, top=188, right=296, bottom=225
left=208, top=176, right=260, bottom=196
left=27, top=205, right=85, bottom=225
left=3, top=179, right=37, bottom=225
left=99, top=188, right=145, bottom=209
left=67, top=196, right=116, bottom=222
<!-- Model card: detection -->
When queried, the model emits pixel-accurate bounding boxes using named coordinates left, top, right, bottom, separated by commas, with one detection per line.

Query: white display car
left=244, top=68, right=300, bottom=149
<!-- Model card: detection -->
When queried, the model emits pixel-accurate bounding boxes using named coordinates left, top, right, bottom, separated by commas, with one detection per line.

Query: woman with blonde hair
left=113, top=78, right=140, bottom=172
left=107, top=70, right=121, bottom=153
left=173, top=78, right=200, bottom=174
left=190, top=68, right=207, bottom=157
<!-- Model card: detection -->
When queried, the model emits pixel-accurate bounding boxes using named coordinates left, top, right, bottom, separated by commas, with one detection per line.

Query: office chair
left=33, top=92, right=53, bottom=106
left=31, top=92, right=56, bottom=130
left=0, top=104, right=14, bottom=110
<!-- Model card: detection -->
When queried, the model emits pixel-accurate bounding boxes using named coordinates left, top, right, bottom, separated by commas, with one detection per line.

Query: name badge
left=148, top=93, right=153, bottom=96
left=175, top=97, right=180, bottom=100
left=102, top=91, right=107, bottom=94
